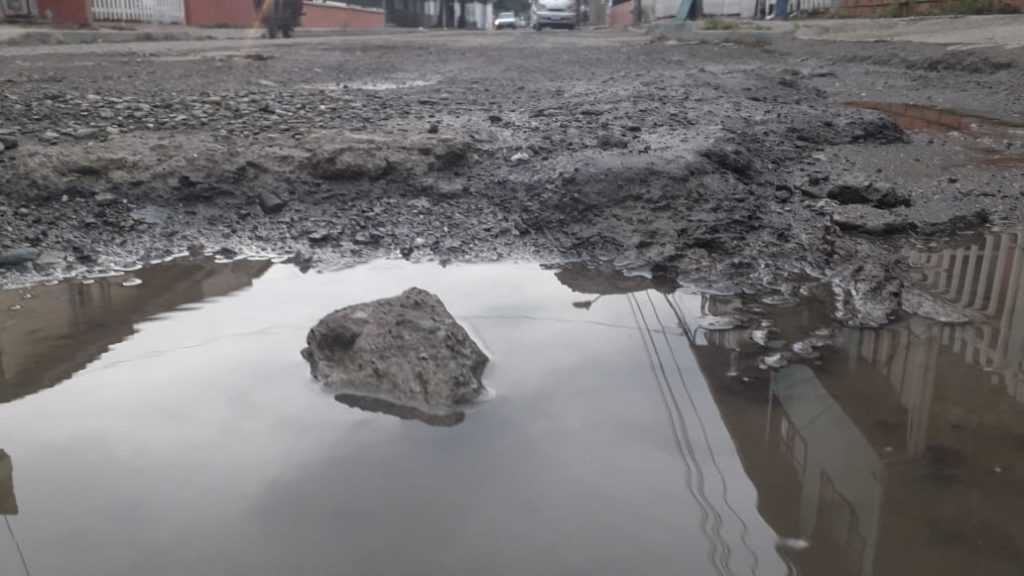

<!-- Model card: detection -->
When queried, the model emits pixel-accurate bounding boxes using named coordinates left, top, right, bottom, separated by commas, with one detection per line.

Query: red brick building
left=1, top=0, right=385, bottom=29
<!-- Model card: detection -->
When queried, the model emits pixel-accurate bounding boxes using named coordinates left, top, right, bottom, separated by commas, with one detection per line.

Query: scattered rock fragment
left=832, top=207, right=913, bottom=236
left=759, top=353, right=789, bottom=370
left=0, top=248, right=42, bottom=267
left=307, top=230, right=333, bottom=244
left=353, top=230, right=382, bottom=245
left=827, top=181, right=911, bottom=209
left=596, top=132, right=628, bottom=150
left=284, top=250, right=314, bottom=272
left=791, top=340, right=818, bottom=358
left=94, top=192, right=119, bottom=206
left=750, top=328, right=772, bottom=347
left=258, top=191, right=287, bottom=214
left=73, top=128, right=100, bottom=140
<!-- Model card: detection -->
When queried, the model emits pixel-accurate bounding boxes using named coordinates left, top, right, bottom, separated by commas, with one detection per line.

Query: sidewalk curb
left=647, top=20, right=796, bottom=45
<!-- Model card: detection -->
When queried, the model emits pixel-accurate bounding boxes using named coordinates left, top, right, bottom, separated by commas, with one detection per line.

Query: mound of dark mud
left=2, top=33, right=1021, bottom=330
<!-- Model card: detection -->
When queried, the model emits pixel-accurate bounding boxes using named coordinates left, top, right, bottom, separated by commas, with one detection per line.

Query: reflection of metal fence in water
left=848, top=231, right=1024, bottom=453
left=908, top=230, right=1024, bottom=403
left=848, top=326, right=939, bottom=456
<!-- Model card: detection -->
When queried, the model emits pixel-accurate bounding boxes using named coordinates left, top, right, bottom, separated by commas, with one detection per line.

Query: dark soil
left=1, top=31, right=1022, bottom=325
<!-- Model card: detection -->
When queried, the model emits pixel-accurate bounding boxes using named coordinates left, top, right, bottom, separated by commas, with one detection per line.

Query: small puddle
left=1, top=243, right=1023, bottom=575
left=307, top=79, right=439, bottom=92
left=846, top=100, right=1024, bottom=166
left=847, top=101, right=1024, bottom=137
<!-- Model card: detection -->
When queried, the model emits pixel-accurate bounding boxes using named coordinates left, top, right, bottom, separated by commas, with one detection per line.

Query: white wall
left=702, top=0, right=756, bottom=17
left=642, top=0, right=756, bottom=21
left=422, top=0, right=490, bottom=28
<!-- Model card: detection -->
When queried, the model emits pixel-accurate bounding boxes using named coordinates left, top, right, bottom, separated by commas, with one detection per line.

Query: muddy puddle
left=2, top=235, right=1024, bottom=575
left=846, top=101, right=1024, bottom=167
left=307, top=79, right=439, bottom=92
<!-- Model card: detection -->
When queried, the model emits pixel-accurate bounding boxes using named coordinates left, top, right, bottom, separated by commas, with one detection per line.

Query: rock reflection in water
left=334, top=393, right=466, bottom=427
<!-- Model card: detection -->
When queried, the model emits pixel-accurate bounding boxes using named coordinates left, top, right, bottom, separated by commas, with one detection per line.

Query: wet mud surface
left=0, top=31, right=1022, bottom=326
left=2, top=240, right=1024, bottom=575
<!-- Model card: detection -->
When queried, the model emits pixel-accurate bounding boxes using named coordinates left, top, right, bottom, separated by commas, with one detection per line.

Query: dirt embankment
left=0, top=33, right=1021, bottom=325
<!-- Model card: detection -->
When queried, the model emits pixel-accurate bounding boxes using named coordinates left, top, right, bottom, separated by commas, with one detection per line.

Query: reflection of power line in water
left=460, top=313, right=670, bottom=333
left=4, top=515, right=31, bottom=576
left=627, top=293, right=729, bottom=576
left=650, top=292, right=758, bottom=576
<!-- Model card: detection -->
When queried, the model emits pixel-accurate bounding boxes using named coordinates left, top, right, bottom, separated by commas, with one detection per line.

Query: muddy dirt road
left=0, top=30, right=1021, bottom=324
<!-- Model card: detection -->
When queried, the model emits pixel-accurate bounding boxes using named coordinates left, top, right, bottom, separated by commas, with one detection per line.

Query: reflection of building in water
left=557, top=267, right=789, bottom=575
left=0, top=258, right=271, bottom=405
left=1, top=448, right=26, bottom=576
left=0, top=259, right=270, bottom=576
left=652, top=232, right=1024, bottom=576
left=672, top=293, right=889, bottom=576
left=556, top=248, right=1024, bottom=576
left=770, top=366, right=883, bottom=576
left=0, top=449, right=14, bottom=516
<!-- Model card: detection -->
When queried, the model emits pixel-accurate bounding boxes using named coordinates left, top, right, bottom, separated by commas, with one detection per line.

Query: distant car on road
left=493, top=12, right=520, bottom=29
left=531, top=0, right=577, bottom=30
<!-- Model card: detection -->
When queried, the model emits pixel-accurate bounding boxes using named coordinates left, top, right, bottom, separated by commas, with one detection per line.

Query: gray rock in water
left=302, top=287, right=488, bottom=415
left=0, top=248, right=42, bottom=267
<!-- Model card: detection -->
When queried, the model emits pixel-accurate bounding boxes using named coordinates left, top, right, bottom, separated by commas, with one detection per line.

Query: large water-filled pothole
left=1, top=241, right=1023, bottom=575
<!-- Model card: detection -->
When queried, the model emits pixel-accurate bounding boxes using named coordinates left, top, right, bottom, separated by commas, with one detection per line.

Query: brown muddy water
left=845, top=101, right=1024, bottom=167
left=1, top=232, right=1024, bottom=576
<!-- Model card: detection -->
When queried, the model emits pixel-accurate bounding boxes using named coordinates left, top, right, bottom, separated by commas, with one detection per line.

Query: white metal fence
left=790, top=0, right=837, bottom=14
left=90, top=0, right=186, bottom=23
